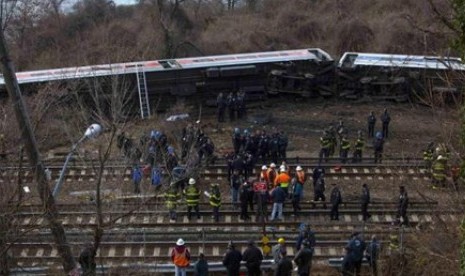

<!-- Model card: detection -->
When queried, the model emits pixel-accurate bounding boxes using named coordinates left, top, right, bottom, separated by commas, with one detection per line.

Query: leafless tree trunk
left=0, top=17, right=77, bottom=275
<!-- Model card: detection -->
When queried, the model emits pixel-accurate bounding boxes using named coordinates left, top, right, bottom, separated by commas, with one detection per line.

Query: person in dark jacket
left=361, top=183, right=371, bottom=221
left=313, top=175, right=326, bottom=209
left=239, top=182, right=251, bottom=220
left=79, top=243, right=96, bottom=276
left=396, top=185, right=409, bottom=226
left=293, top=240, right=313, bottom=276
left=330, top=183, right=342, bottom=220
left=373, top=132, right=384, bottom=164
left=194, top=253, right=209, bottom=276
left=131, top=164, right=142, bottom=194
left=346, top=232, right=366, bottom=275
left=381, top=108, right=391, bottom=139
left=242, top=240, right=264, bottom=276
left=223, top=242, right=242, bottom=276
left=365, top=235, right=380, bottom=276
left=217, top=93, right=227, bottom=123
left=274, top=250, right=293, bottom=276
left=367, top=111, right=376, bottom=138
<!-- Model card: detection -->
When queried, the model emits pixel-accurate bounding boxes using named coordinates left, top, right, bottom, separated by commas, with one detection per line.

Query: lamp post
left=52, top=123, right=102, bottom=198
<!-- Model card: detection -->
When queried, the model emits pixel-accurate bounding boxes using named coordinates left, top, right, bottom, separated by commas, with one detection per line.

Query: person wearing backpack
left=347, top=232, right=366, bottom=275
left=171, top=238, right=191, bottom=276
left=151, top=166, right=162, bottom=189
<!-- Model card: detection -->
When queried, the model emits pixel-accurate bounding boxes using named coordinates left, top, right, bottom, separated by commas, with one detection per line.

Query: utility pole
left=0, top=23, right=77, bottom=273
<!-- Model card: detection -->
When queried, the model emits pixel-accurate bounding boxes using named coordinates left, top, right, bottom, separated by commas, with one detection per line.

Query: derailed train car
left=0, top=48, right=334, bottom=117
left=0, top=48, right=464, bottom=118
left=337, top=52, right=465, bottom=104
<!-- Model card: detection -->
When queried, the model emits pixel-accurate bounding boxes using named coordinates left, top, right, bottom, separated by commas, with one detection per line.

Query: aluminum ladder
left=136, top=66, right=151, bottom=119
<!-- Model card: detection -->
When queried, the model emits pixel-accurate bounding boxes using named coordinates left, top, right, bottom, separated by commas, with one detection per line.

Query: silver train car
left=0, top=49, right=463, bottom=117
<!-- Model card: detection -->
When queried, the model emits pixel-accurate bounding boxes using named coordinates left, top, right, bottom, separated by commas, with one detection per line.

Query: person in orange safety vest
left=171, top=238, right=191, bottom=276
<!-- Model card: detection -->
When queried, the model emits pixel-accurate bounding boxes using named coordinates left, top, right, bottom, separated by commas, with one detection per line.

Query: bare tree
left=0, top=15, right=78, bottom=276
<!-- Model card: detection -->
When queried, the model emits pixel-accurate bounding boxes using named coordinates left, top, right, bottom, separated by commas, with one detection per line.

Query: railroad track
left=8, top=209, right=457, bottom=269
left=0, top=163, right=432, bottom=185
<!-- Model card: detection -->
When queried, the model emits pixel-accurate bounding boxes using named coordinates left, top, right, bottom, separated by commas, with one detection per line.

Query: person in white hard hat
left=184, top=178, right=201, bottom=220
left=171, top=238, right=191, bottom=276
left=275, top=166, right=291, bottom=197
left=266, top=163, right=277, bottom=189
left=260, top=165, right=268, bottom=182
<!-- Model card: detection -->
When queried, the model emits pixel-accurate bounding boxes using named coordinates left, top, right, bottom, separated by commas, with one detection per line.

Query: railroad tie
left=35, top=248, right=44, bottom=257
left=20, top=248, right=29, bottom=257
left=108, top=246, right=116, bottom=257
left=49, top=248, right=58, bottom=257
left=124, top=247, right=131, bottom=257
left=212, top=246, right=219, bottom=256
left=153, top=247, right=160, bottom=257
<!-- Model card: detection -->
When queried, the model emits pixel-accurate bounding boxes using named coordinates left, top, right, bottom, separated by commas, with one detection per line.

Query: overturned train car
left=0, top=48, right=464, bottom=118
left=337, top=52, right=465, bottom=104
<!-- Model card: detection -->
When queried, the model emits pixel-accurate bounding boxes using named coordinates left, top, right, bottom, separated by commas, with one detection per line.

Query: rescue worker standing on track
left=209, top=183, right=221, bottom=222
left=432, top=155, right=448, bottom=188
left=381, top=108, right=391, bottom=139
left=217, top=92, right=227, bottom=123
left=184, top=178, right=201, bottom=220
left=266, top=163, right=278, bottom=189
left=165, top=183, right=180, bottom=222
left=339, top=135, right=351, bottom=164
left=395, top=186, right=409, bottom=226
left=423, top=142, right=435, bottom=170
left=330, top=183, right=342, bottom=221
left=275, top=166, right=291, bottom=198
left=319, top=131, right=331, bottom=163
left=352, top=130, right=364, bottom=163
left=367, top=111, right=376, bottom=138
left=171, top=238, right=191, bottom=276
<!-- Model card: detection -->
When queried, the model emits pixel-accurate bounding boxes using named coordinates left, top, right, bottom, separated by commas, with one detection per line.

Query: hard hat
left=188, top=178, right=196, bottom=185
left=278, top=238, right=285, bottom=244
left=234, top=128, right=240, bottom=134
left=296, top=166, right=302, bottom=171
left=167, top=146, right=175, bottom=154
left=176, top=238, right=185, bottom=246
left=280, top=165, right=286, bottom=171
left=280, top=167, right=286, bottom=173
left=270, top=163, right=276, bottom=168
left=261, top=165, right=267, bottom=170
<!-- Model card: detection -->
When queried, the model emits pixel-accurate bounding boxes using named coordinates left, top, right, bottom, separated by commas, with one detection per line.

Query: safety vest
left=354, top=138, right=364, bottom=150
left=184, top=186, right=200, bottom=206
left=432, top=160, right=446, bottom=181
left=423, top=150, right=433, bottom=161
left=320, top=136, right=331, bottom=149
left=341, top=138, right=350, bottom=150
left=266, top=169, right=277, bottom=185
left=209, top=188, right=221, bottom=207
left=173, top=248, right=190, bottom=267
left=165, top=189, right=179, bottom=209
left=389, top=234, right=399, bottom=251
left=275, top=172, right=290, bottom=188
left=296, top=171, right=306, bottom=185
left=260, top=170, right=269, bottom=182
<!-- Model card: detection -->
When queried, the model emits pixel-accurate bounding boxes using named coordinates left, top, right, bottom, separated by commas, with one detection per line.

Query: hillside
left=3, top=0, right=455, bottom=71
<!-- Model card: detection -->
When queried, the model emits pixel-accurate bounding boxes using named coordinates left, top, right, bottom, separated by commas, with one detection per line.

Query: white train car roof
left=0, top=48, right=332, bottom=86
left=338, top=52, right=465, bottom=71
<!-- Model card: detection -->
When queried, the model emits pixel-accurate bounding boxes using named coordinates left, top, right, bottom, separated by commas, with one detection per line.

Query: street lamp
left=52, top=124, right=102, bottom=198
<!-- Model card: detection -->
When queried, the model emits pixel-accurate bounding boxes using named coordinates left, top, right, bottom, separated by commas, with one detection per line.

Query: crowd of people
left=319, top=109, right=390, bottom=164
left=168, top=223, right=382, bottom=276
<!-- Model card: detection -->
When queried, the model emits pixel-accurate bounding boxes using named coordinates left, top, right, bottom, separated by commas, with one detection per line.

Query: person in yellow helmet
left=272, top=238, right=287, bottom=267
